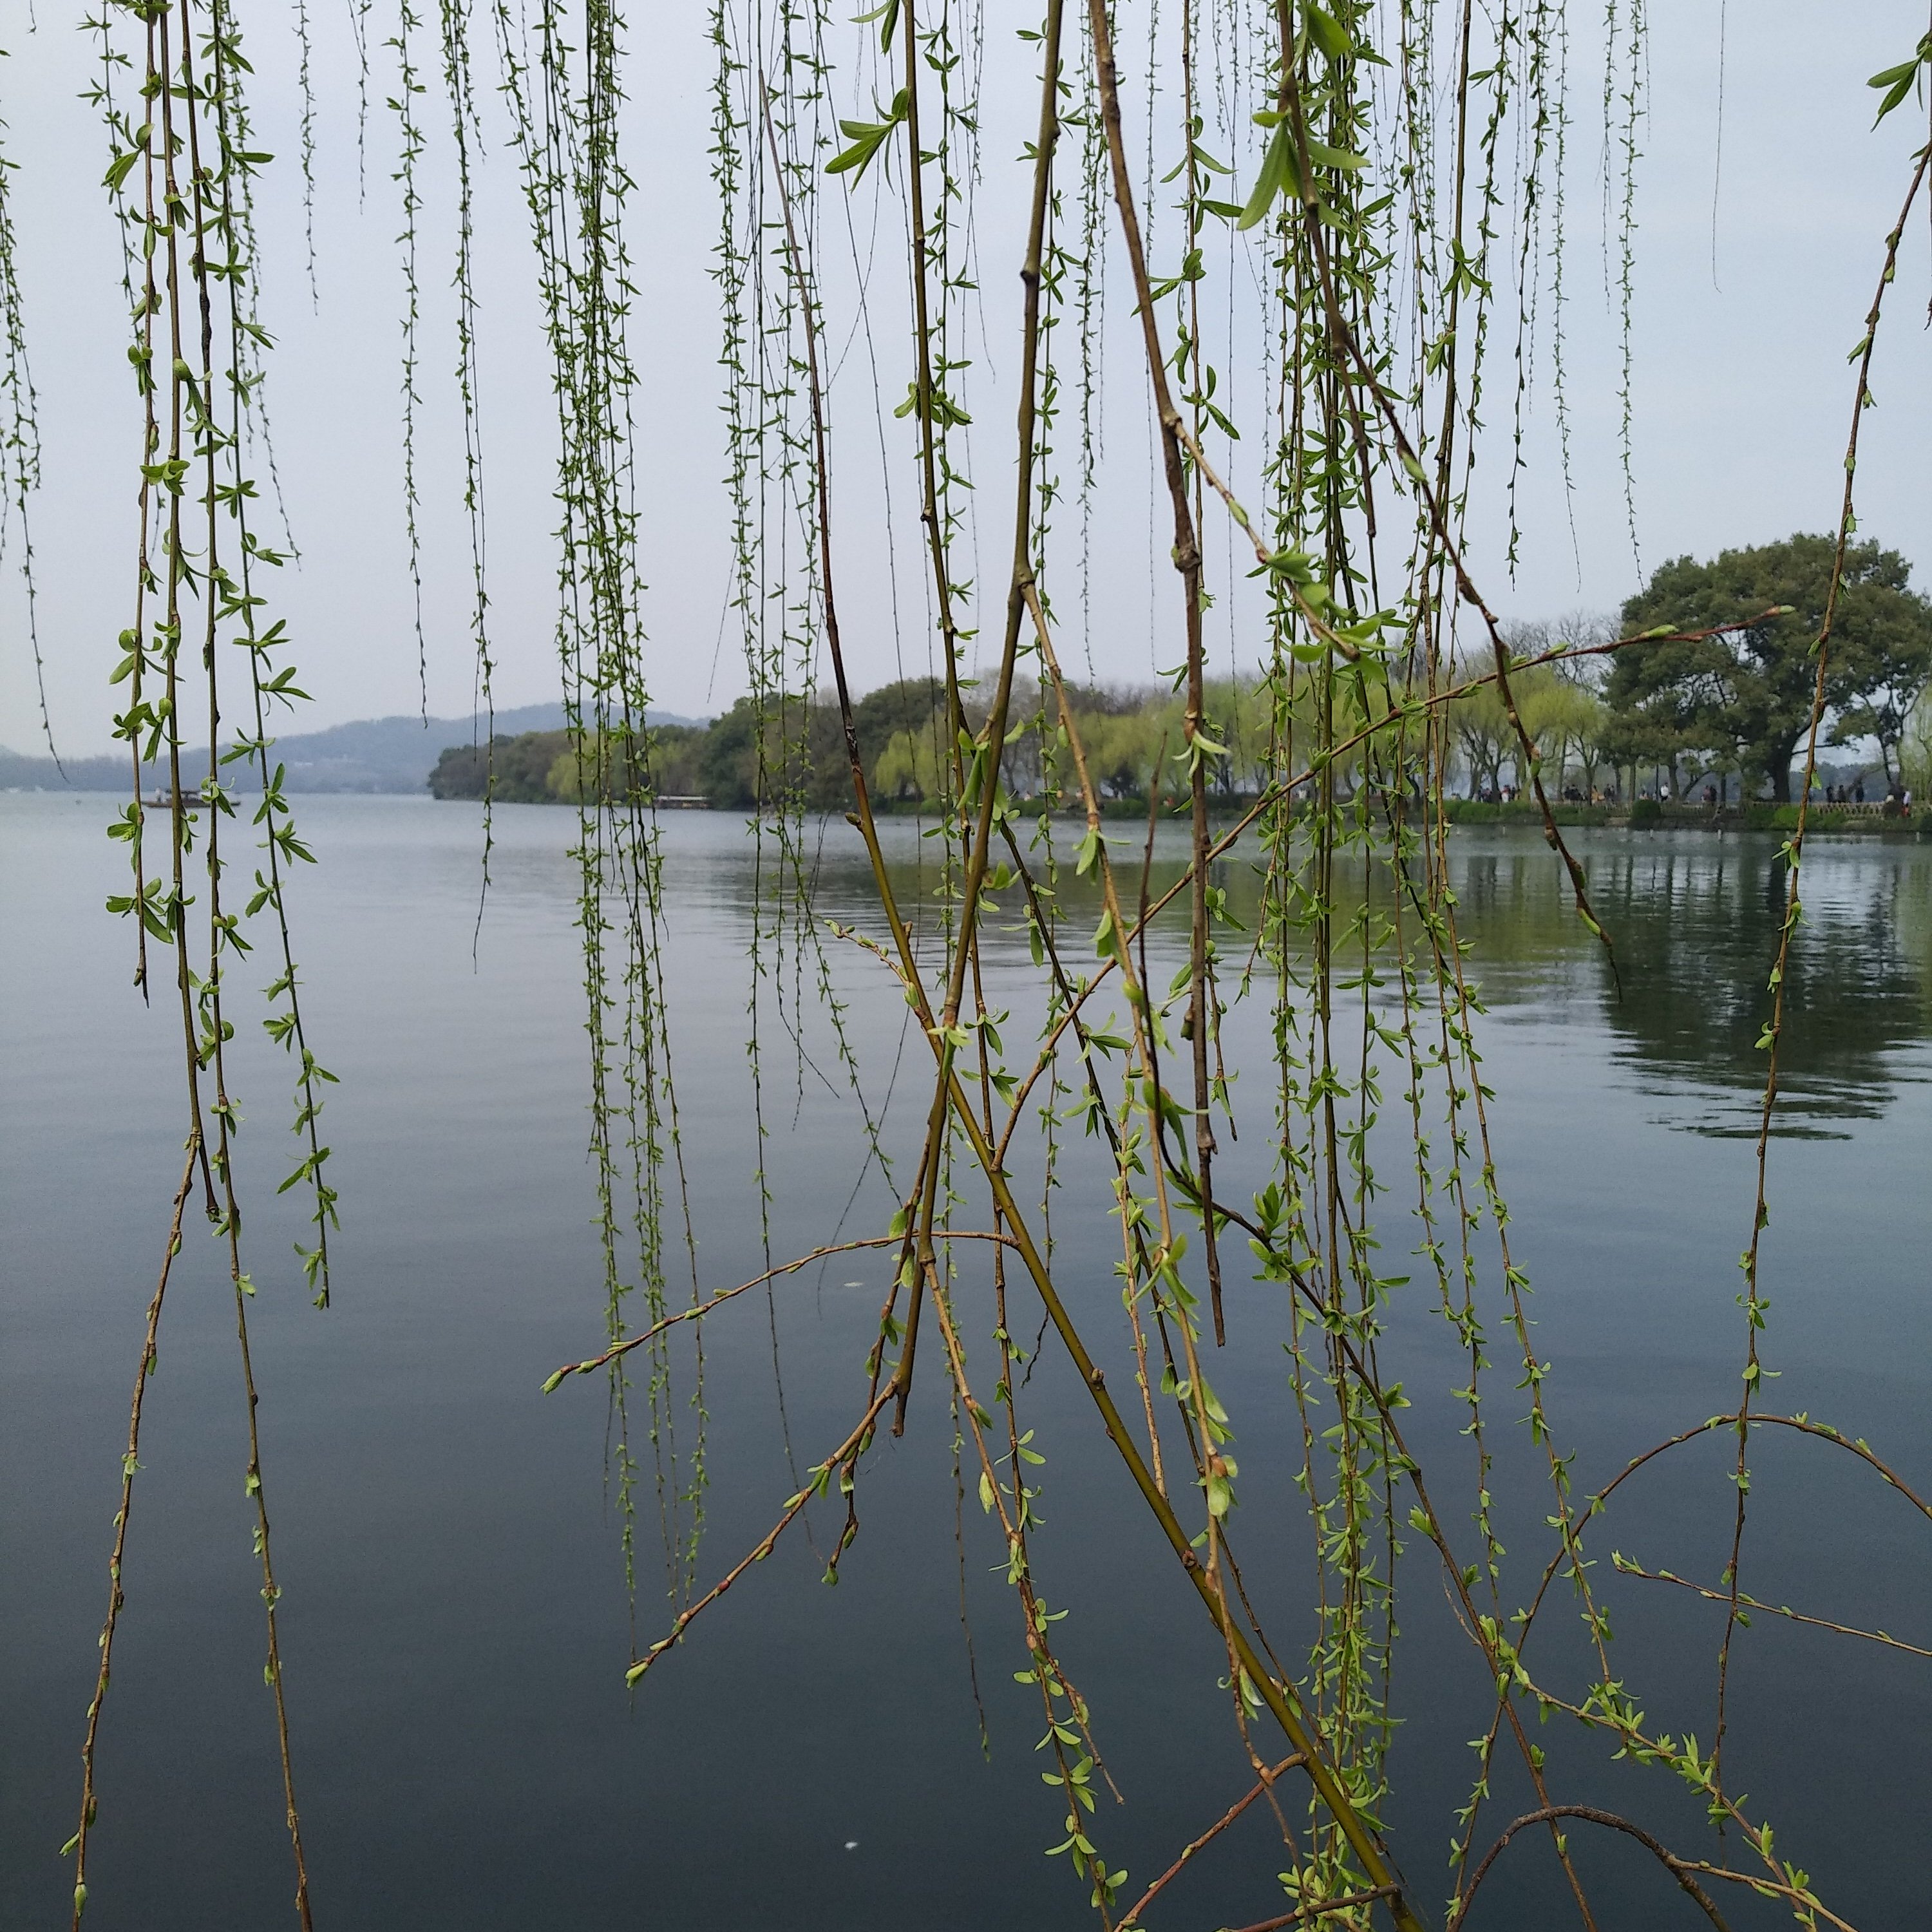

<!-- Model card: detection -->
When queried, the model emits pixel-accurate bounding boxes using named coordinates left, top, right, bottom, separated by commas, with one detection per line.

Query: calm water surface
left=3, top=796, right=1929, bottom=1930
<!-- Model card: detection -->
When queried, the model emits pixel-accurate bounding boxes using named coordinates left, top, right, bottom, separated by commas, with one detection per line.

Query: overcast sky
left=1, top=0, right=1927, bottom=752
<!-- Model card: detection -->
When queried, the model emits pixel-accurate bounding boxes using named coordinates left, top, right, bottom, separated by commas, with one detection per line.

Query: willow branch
left=1613, top=1557, right=1932, bottom=1659
left=1458, top=1808, right=1732, bottom=1931
left=1229, top=1888, right=1401, bottom=1932
left=1117, top=1756, right=1304, bottom=1928
left=544, top=1232, right=1020, bottom=1387
left=623, top=1385, right=897, bottom=1687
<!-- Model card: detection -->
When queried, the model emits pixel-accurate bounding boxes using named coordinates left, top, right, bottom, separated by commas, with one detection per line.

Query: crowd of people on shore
left=1814, top=779, right=1914, bottom=810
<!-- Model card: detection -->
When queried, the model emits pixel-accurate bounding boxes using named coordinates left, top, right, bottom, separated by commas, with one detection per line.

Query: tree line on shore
left=429, top=535, right=1932, bottom=812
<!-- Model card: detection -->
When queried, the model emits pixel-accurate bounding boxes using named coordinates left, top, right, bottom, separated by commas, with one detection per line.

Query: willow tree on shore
left=1613, top=535, right=1932, bottom=799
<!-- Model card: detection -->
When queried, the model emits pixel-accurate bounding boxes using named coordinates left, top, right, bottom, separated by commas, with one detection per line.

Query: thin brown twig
left=1457, top=1806, right=1732, bottom=1931
left=1613, top=1557, right=1932, bottom=1659
left=1117, top=1755, right=1304, bottom=1927
left=68, top=1139, right=199, bottom=1916
left=544, top=1231, right=1019, bottom=1386
left=1227, top=1886, right=1401, bottom=1932
left=623, top=1384, right=897, bottom=1688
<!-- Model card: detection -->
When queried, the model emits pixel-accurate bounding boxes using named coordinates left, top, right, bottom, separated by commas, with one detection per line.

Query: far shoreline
left=8, top=786, right=1927, bottom=840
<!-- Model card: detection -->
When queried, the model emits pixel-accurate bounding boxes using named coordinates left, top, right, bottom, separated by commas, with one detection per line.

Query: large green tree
left=1611, top=534, right=1932, bottom=799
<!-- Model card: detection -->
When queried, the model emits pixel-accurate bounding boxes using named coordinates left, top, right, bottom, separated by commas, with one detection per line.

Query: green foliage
left=430, top=673, right=1358, bottom=812
left=430, top=731, right=567, bottom=802
left=1868, top=32, right=1932, bottom=126
left=850, top=676, right=949, bottom=773
left=1902, top=684, right=1932, bottom=799
left=873, top=719, right=949, bottom=802
left=1439, top=797, right=1612, bottom=826
left=1609, top=535, right=1932, bottom=799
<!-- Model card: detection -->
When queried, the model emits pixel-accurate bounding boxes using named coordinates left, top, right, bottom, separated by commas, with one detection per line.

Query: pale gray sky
left=0, top=0, right=1927, bottom=752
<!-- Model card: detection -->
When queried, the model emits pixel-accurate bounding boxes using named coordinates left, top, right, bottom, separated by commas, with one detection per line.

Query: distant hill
left=0, top=702, right=701, bottom=796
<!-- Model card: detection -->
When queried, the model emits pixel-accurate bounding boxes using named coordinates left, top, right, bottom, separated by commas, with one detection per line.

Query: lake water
left=4, top=795, right=1929, bottom=1931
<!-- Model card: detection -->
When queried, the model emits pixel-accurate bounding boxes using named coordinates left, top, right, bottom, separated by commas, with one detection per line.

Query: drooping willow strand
left=71, top=0, right=336, bottom=1920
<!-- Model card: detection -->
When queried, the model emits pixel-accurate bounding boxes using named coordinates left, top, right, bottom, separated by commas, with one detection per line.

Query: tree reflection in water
left=1452, top=829, right=1932, bottom=1134
left=831, top=820, right=1932, bottom=1139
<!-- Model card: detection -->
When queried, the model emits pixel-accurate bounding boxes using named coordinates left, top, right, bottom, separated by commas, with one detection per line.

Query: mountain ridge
left=0, top=701, right=703, bottom=795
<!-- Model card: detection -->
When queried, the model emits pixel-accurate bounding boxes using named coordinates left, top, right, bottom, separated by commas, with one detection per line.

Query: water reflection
left=1561, top=837, right=1930, bottom=1133
left=776, top=818, right=1932, bottom=1135
left=1412, top=829, right=1929, bottom=1134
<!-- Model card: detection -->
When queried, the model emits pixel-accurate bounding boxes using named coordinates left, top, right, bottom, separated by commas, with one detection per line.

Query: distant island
left=429, top=680, right=978, bottom=813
